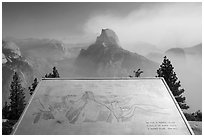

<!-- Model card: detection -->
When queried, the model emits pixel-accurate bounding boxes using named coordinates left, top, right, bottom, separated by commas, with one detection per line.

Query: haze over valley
left=2, top=2, right=202, bottom=112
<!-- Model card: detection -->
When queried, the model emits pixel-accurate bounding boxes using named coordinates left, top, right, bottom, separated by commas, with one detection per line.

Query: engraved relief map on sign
left=13, top=78, right=193, bottom=135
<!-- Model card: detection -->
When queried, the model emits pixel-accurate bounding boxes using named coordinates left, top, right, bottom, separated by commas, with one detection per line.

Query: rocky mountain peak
left=95, top=29, right=120, bottom=48
left=2, top=41, right=21, bottom=58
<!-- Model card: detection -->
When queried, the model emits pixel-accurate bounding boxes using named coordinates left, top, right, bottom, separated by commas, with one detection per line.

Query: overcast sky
left=3, top=2, right=202, bottom=49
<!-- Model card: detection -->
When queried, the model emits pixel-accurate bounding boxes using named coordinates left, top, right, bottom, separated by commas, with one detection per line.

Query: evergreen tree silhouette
left=157, top=56, right=189, bottom=109
left=52, top=67, right=60, bottom=78
left=44, top=67, right=60, bottom=78
left=8, top=72, right=26, bottom=120
left=28, top=78, right=38, bottom=95
left=2, top=101, right=10, bottom=119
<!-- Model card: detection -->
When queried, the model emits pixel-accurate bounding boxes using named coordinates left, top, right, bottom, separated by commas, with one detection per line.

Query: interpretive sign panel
left=13, top=78, right=194, bottom=135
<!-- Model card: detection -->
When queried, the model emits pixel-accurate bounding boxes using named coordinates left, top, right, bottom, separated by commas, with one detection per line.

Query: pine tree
left=52, top=67, right=60, bottom=78
left=9, top=72, right=26, bottom=120
left=45, top=74, right=48, bottom=78
left=194, top=110, right=202, bottom=121
left=28, top=78, right=38, bottom=95
left=157, top=56, right=189, bottom=110
left=44, top=66, right=60, bottom=78
left=2, top=101, right=10, bottom=119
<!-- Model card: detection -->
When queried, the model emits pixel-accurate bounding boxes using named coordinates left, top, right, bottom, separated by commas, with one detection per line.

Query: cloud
left=83, top=3, right=201, bottom=50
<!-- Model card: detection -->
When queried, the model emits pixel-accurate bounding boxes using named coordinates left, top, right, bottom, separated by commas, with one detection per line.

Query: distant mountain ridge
left=183, top=43, right=202, bottom=56
left=165, top=43, right=202, bottom=57
left=75, top=29, right=158, bottom=77
left=2, top=41, right=21, bottom=59
left=146, top=43, right=202, bottom=63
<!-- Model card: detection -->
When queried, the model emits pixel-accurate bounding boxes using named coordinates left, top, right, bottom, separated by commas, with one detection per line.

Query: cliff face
left=75, top=29, right=158, bottom=77
left=95, top=29, right=120, bottom=47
